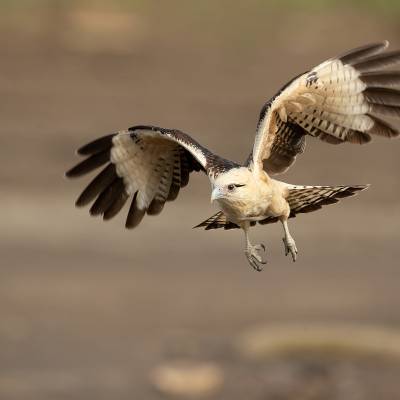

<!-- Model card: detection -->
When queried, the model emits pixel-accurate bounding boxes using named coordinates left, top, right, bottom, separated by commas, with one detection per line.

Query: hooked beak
left=211, top=187, right=225, bottom=203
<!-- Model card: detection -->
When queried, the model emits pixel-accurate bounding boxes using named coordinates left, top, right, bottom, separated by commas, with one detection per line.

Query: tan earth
left=1, top=3, right=400, bottom=399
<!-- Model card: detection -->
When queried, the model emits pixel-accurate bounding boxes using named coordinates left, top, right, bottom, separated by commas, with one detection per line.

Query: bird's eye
left=227, top=183, right=245, bottom=191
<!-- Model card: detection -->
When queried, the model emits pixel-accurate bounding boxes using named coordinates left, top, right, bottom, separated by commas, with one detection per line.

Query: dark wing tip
left=167, top=184, right=181, bottom=202
left=147, top=199, right=165, bottom=216
left=77, top=134, right=115, bottom=155
left=338, top=41, right=389, bottom=65
left=103, top=190, right=129, bottom=221
left=364, top=88, right=400, bottom=120
left=65, top=167, right=76, bottom=179
left=74, top=164, right=117, bottom=207
left=125, top=192, right=146, bottom=229
left=353, top=49, right=400, bottom=73
left=360, top=71, right=400, bottom=88
left=334, top=185, right=369, bottom=199
left=346, top=130, right=372, bottom=144
left=193, top=221, right=207, bottom=229
left=88, top=177, right=120, bottom=216
left=368, top=115, right=400, bottom=138
left=353, top=184, right=370, bottom=191
left=65, top=150, right=110, bottom=178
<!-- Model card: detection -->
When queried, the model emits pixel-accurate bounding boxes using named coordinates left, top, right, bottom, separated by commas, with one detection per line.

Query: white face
left=211, top=167, right=254, bottom=204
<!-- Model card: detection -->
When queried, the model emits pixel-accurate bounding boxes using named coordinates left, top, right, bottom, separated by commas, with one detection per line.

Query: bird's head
left=211, top=167, right=254, bottom=204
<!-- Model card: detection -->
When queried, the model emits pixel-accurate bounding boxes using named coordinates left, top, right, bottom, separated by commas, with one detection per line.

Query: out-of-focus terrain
left=1, top=1, right=400, bottom=399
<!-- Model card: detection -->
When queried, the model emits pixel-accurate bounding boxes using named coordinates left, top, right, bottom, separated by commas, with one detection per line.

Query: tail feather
left=193, top=211, right=240, bottom=230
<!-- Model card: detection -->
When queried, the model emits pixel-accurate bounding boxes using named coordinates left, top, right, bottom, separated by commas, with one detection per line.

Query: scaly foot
left=245, top=243, right=267, bottom=271
left=282, top=236, right=298, bottom=262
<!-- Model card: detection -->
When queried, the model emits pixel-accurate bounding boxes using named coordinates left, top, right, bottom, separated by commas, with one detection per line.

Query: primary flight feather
left=66, top=41, right=399, bottom=271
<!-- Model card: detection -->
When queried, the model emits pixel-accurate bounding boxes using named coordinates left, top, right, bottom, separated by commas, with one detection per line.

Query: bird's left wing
left=249, top=41, right=400, bottom=175
left=66, top=125, right=218, bottom=228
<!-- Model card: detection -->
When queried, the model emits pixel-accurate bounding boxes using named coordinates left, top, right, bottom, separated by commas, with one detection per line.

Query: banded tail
left=195, top=184, right=369, bottom=230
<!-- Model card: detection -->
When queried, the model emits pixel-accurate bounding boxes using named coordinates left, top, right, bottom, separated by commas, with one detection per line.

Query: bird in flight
left=67, top=41, right=399, bottom=271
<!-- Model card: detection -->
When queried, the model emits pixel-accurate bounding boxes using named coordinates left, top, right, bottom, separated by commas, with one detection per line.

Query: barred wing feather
left=66, top=126, right=211, bottom=229
left=251, top=41, right=400, bottom=175
left=258, top=185, right=368, bottom=225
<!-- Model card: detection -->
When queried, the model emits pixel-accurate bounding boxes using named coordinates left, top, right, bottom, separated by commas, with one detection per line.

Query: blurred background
left=1, top=1, right=400, bottom=399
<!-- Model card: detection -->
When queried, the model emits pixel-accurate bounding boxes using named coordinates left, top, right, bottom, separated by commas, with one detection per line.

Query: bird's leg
left=243, top=224, right=267, bottom=271
left=280, top=217, right=298, bottom=262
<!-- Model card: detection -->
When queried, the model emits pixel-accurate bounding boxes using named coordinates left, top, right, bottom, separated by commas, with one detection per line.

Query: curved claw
left=254, top=243, right=266, bottom=252
left=282, top=238, right=298, bottom=262
left=252, top=259, right=264, bottom=271
left=248, top=255, right=265, bottom=271
left=245, top=243, right=267, bottom=271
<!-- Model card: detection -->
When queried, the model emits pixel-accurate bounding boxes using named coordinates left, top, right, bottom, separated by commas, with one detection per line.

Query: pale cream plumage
left=67, top=42, right=399, bottom=271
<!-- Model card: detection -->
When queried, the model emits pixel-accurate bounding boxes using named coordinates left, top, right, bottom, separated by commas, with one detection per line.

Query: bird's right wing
left=249, top=41, right=400, bottom=175
left=66, top=125, right=227, bottom=228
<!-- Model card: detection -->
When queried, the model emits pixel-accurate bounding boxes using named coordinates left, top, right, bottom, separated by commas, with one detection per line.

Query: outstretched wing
left=250, top=41, right=400, bottom=175
left=66, top=125, right=218, bottom=228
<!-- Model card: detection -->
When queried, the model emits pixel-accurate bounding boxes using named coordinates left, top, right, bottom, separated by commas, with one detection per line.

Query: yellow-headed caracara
left=67, top=42, right=399, bottom=271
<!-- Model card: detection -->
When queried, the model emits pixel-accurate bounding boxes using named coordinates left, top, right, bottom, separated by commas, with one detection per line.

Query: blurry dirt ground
left=1, top=2, right=400, bottom=399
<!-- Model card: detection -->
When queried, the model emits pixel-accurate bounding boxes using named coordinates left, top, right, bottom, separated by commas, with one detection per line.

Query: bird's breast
left=216, top=183, right=289, bottom=224
left=216, top=195, right=273, bottom=223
